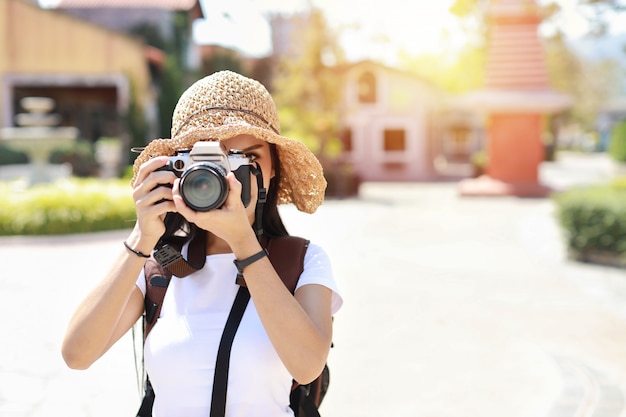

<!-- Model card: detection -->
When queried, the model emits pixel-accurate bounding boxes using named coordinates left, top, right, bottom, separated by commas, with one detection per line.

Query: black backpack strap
left=290, top=364, right=329, bottom=417
left=209, top=286, right=251, bottom=417
left=144, top=234, right=308, bottom=336
left=139, top=235, right=312, bottom=417
left=210, top=236, right=309, bottom=417
left=294, top=389, right=322, bottom=417
left=136, top=379, right=155, bottom=417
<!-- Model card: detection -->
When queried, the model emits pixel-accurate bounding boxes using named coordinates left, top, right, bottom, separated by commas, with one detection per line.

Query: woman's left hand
left=172, top=173, right=256, bottom=249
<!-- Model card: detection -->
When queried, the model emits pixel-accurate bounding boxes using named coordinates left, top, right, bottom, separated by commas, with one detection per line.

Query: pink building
left=338, top=61, right=444, bottom=182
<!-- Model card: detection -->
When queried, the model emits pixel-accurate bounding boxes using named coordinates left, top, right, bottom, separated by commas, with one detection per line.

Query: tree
left=572, top=0, right=626, bottom=36
left=271, top=9, right=345, bottom=161
left=448, top=0, right=626, bottom=48
left=131, top=11, right=196, bottom=139
left=447, top=0, right=625, bottom=133
left=158, top=55, right=185, bottom=138
left=201, top=47, right=244, bottom=77
left=544, top=32, right=620, bottom=129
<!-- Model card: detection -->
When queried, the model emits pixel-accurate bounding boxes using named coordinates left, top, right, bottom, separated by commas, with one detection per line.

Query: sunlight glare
left=198, top=0, right=464, bottom=61
left=312, top=0, right=463, bottom=61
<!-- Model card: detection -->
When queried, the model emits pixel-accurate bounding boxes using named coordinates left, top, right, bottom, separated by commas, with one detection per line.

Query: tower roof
left=485, top=0, right=548, bottom=90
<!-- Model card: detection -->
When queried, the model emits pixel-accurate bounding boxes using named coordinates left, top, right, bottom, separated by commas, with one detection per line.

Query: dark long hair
left=159, top=143, right=288, bottom=248
left=262, top=143, right=288, bottom=238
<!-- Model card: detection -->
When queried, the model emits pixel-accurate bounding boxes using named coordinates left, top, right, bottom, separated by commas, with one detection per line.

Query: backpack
left=137, top=235, right=329, bottom=417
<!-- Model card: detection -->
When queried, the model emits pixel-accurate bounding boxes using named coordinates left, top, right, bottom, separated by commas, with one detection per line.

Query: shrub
left=49, top=139, right=98, bottom=177
left=0, top=145, right=29, bottom=165
left=0, top=179, right=136, bottom=236
left=553, top=179, right=626, bottom=267
left=470, top=150, right=489, bottom=177
left=122, top=164, right=134, bottom=180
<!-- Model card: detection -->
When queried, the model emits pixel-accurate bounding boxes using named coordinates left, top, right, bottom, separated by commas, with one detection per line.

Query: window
left=384, top=129, right=406, bottom=152
left=383, top=162, right=406, bottom=171
left=450, top=124, right=470, bottom=157
left=357, top=71, right=377, bottom=103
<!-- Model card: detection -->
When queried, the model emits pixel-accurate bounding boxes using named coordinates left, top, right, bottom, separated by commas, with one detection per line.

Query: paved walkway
left=1, top=152, right=625, bottom=417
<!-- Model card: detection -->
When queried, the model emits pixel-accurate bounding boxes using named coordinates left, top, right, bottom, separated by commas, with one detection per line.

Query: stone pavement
left=1, top=152, right=625, bottom=417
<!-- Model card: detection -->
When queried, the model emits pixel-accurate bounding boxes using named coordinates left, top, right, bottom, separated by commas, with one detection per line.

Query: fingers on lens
left=151, top=182, right=174, bottom=205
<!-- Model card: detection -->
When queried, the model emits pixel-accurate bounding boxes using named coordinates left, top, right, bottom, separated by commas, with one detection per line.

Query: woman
left=62, top=71, right=343, bottom=416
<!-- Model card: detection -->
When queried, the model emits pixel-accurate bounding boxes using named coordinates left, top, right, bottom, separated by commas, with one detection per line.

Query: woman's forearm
left=232, top=238, right=333, bottom=384
left=61, top=233, right=153, bottom=369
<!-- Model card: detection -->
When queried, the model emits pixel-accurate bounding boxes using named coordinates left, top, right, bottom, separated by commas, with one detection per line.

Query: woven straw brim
left=130, top=126, right=326, bottom=214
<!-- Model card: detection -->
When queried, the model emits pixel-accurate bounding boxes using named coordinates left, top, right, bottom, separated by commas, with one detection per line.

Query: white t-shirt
left=136, top=242, right=342, bottom=417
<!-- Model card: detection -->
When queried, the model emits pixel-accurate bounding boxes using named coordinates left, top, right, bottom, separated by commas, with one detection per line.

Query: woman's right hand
left=62, top=156, right=176, bottom=370
left=131, top=156, right=178, bottom=243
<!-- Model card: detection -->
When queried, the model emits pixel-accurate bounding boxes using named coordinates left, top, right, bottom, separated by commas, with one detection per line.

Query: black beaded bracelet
left=123, top=241, right=151, bottom=258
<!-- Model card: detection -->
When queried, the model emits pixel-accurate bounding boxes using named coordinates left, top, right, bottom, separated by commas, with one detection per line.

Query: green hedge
left=0, top=179, right=136, bottom=236
left=553, top=179, right=626, bottom=267
left=0, top=144, right=29, bottom=165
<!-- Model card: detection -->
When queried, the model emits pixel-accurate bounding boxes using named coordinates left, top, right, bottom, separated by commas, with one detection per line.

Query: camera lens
left=179, top=164, right=228, bottom=211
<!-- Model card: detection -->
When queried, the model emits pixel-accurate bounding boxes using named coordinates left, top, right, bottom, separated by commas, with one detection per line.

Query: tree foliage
left=131, top=11, right=195, bottom=139
left=449, top=0, right=626, bottom=33
left=158, top=55, right=185, bottom=138
left=201, top=48, right=244, bottom=78
left=574, top=0, right=626, bottom=36
left=544, top=32, right=620, bottom=128
left=445, top=0, right=625, bottom=131
left=271, top=9, right=345, bottom=159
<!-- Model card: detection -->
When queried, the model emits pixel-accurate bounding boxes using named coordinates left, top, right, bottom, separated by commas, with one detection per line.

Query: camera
left=156, top=141, right=252, bottom=211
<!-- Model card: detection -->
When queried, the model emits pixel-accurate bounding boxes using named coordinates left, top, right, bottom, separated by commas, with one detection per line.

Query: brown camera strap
left=145, top=235, right=309, bottom=338
left=141, top=235, right=315, bottom=417
left=153, top=232, right=207, bottom=278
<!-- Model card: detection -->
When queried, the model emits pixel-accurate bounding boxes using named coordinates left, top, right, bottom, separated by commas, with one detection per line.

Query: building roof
left=336, top=60, right=438, bottom=88
left=55, top=0, right=197, bottom=9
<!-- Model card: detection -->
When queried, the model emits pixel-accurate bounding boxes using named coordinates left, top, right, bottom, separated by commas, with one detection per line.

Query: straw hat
left=131, top=71, right=326, bottom=214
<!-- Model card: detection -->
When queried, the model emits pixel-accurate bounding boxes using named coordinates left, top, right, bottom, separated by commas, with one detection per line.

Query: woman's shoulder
left=304, top=241, right=328, bottom=259
left=298, top=240, right=343, bottom=313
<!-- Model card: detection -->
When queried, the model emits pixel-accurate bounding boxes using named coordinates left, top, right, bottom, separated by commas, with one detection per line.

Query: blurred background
left=1, top=1, right=626, bottom=416
left=0, top=0, right=624, bottom=192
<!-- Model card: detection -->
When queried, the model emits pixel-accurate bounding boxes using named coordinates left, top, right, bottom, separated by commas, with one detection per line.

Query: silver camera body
left=158, top=141, right=252, bottom=211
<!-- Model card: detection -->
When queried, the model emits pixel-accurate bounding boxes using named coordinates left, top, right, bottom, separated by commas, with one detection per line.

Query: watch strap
left=233, top=248, right=268, bottom=286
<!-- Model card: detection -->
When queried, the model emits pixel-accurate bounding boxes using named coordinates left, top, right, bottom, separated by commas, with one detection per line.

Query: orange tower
left=458, top=0, right=571, bottom=197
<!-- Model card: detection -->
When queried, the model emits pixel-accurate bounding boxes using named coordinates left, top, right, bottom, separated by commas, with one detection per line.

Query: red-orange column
left=486, top=113, right=544, bottom=183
